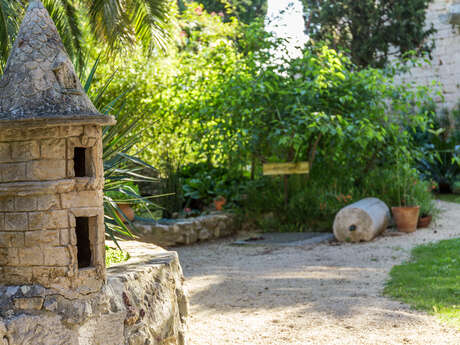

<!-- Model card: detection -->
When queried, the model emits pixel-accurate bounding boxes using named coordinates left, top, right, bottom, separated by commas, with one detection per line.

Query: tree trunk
left=333, top=198, right=390, bottom=242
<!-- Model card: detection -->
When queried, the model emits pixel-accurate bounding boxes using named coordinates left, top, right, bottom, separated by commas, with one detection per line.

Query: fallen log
left=333, top=197, right=390, bottom=242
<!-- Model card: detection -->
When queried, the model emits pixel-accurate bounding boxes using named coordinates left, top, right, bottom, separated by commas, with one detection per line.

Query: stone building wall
left=400, top=0, right=460, bottom=109
left=0, top=124, right=105, bottom=295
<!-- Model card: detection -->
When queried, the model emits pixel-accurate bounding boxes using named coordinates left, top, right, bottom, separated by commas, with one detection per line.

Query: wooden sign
left=263, top=162, right=310, bottom=176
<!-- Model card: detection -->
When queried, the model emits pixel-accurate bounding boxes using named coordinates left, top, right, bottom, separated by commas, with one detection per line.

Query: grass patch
left=437, top=194, right=460, bottom=204
left=385, top=238, right=460, bottom=326
left=105, top=246, right=130, bottom=267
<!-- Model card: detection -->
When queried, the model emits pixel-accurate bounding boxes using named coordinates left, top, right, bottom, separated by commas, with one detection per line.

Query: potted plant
left=106, top=186, right=138, bottom=223
left=391, top=162, right=420, bottom=233
left=213, top=195, right=227, bottom=211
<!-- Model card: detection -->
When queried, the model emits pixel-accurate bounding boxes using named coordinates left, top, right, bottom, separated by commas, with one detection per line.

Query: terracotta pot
left=392, top=206, right=420, bottom=233
left=417, top=215, right=432, bottom=229
left=214, top=197, right=227, bottom=211
left=116, top=203, right=135, bottom=223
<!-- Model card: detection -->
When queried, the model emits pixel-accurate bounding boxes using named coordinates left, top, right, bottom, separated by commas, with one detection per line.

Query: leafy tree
left=0, top=0, right=174, bottom=71
left=301, top=0, right=436, bottom=68
left=179, top=0, right=267, bottom=24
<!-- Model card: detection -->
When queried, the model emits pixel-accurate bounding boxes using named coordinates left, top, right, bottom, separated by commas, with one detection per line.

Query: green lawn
left=437, top=194, right=460, bottom=204
left=385, top=239, right=460, bottom=327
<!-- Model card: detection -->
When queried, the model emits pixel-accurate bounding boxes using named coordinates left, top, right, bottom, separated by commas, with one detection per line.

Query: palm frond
left=129, top=0, right=171, bottom=52
left=83, top=58, right=161, bottom=240
left=0, top=0, right=22, bottom=72
left=0, top=0, right=172, bottom=70
left=85, top=0, right=171, bottom=53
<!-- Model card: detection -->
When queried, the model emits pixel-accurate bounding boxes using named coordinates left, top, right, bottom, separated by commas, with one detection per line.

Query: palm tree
left=0, top=0, right=173, bottom=71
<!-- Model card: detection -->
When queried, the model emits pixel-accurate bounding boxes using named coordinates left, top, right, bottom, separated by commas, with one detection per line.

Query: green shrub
left=180, top=163, right=249, bottom=211
left=414, top=103, right=460, bottom=193
left=105, top=246, right=130, bottom=267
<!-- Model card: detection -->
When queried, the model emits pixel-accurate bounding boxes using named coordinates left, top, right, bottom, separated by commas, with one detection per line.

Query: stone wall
left=400, top=0, right=460, bottom=109
left=0, top=242, right=188, bottom=345
left=134, top=213, right=238, bottom=247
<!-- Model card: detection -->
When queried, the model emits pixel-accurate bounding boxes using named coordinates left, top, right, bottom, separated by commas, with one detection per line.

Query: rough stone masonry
left=0, top=1, right=188, bottom=344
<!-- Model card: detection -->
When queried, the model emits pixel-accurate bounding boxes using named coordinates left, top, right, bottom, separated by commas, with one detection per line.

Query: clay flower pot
left=417, top=215, right=432, bottom=229
left=213, top=196, right=227, bottom=211
left=116, top=203, right=135, bottom=223
left=392, top=206, right=420, bottom=233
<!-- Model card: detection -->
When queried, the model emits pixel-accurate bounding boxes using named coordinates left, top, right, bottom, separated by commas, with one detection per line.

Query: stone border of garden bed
left=0, top=241, right=188, bottom=345
left=133, top=212, right=238, bottom=247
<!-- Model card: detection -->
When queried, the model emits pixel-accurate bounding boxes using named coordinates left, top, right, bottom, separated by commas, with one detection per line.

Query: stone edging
left=134, top=213, right=238, bottom=247
left=0, top=241, right=188, bottom=345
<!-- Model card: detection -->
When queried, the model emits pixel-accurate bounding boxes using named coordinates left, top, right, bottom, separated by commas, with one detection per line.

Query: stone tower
left=0, top=0, right=115, bottom=295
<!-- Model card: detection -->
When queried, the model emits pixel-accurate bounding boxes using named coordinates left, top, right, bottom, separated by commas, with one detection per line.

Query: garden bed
left=134, top=212, right=238, bottom=247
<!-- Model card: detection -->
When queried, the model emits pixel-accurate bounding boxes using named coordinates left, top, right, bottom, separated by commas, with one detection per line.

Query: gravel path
left=175, top=201, right=460, bottom=345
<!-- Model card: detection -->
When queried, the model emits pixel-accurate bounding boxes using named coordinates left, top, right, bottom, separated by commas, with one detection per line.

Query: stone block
left=93, top=242, right=105, bottom=267
left=0, top=143, right=10, bottom=162
left=70, top=207, right=102, bottom=220
left=61, top=191, right=103, bottom=208
left=28, top=212, right=45, bottom=230
left=1, top=162, right=26, bottom=181
left=0, top=247, right=7, bottom=265
left=96, top=140, right=103, bottom=159
left=76, top=269, right=104, bottom=294
left=14, top=297, right=44, bottom=310
left=11, top=141, right=40, bottom=161
left=44, top=247, right=69, bottom=266
left=49, top=210, right=68, bottom=229
left=33, top=266, right=67, bottom=285
left=26, top=127, right=59, bottom=139
left=43, top=296, right=58, bottom=312
left=67, top=159, right=75, bottom=178
left=5, top=213, right=28, bottom=231
left=19, top=247, right=44, bottom=265
left=70, top=228, right=77, bottom=245
left=80, top=135, right=89, bottom=146
left=60, top=126, right=83, bottom=137
left=25, top=230, right=60, bottom=247
left=84, top=125, right=100, bottom=138
left=0, top=248, right=19, bottom=265
left=0, top=129, right=22, bottom=141
left=27, top=160, right=66, bottom=180
left=0, top=196, right=14, bottom=211
left=60, top=229, right=70, bottom=245
left=15, top=196, right=37, bottom=211
left=198, top=228, right=211, bottom=241
left=40, top=138, right=66, bottom=159
left=2, top=266, right=33, bottom=284
left=0, top=214, right=3, bottom=230
left=0, top=232, right=24, bottom=247
left=36, top=194, right=60, bottom=210
left=29, top=210, right=68, bottom=230
left=86, top=138, right=97, bottom=147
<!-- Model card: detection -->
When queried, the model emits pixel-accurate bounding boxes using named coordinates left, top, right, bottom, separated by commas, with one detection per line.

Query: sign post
left=262, top=162, right=310, bottom=209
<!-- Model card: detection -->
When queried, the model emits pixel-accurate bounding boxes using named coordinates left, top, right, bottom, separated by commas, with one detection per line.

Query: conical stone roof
left=0, top=0, right=115, bottom=127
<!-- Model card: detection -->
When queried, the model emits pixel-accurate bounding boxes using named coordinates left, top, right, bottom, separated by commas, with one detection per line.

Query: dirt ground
left=175, top=201, right=460, bottom=345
